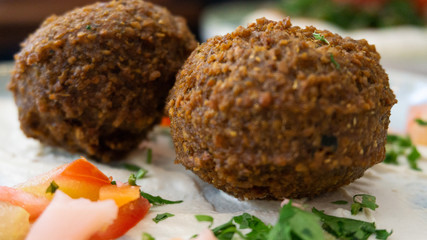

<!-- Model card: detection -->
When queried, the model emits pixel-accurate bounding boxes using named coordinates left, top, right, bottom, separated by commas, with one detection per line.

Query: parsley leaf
left=415, top=118, right=427, bottom=126
left=121, top=163, right=143, bottom=172
left=376, top=229, right=393, bottom=240
left=153, top=213, right=174, bottom=223
left=46, top=181, right=59, bottom=194
left=331, top=200, right=348, bottom=205
left=312, top=208, right=392, bottom=240
left=385, top=134, right=421, bottom=171
left=351, top=194, right=379, bottom=215
left=268, top=201, right=325, bottom=240
left=330, top=53, right=340, bottom=69
left=142, top=232, right=155, bottom=240
left=146, top=148, right=152, bottom=164
left=128, top=173, right=137, bottom=186
left=140, top=190, right=183, bottom=206
left=195, top=215, right=214, bottom=227
left=110, top=180, right=117, bottom=185
left=313, top=32, right=330, bottom=45
left=86, top=25, right=92, bottom=30
left=234, top=213, right=271, bottom=240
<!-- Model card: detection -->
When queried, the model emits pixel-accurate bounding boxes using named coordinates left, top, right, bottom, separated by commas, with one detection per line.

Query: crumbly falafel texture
left=9, top=0, right=197, bottom=162
left=167, top=18, right=396, bottom=199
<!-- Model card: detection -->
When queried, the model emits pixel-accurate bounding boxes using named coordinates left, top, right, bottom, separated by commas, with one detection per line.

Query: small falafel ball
left=167, top=18, right=396, bottom=200
left=9, top=0, right=197, bottom=161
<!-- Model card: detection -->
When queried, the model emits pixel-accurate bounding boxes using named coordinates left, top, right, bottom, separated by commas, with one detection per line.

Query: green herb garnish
left=146, top=148, right=152, bottom=164
left=312, top=208, right=392, bottom=240
left=110, top=180, right=117, bottom=185
left=330, top=53, right=340, bottom=69
left=142, top=232, right=155, bottom=240
left=195, top=215, right=214, bottom=227
left=128, top=173, right=137, bottom=186
left=136, top=168, right=148, bottom=179
left=140, top=190, right=183, bottom=206
left=153, top=213, right=174, bottom=223
left=351, top=194, right=378, bottom=215
left=331, top=200, right=348, bottom=205
left=385, top=134, right=421, bottom=171
left=121, top=163, right=143, bottom=171
left=268, top=201, right=325, bottom=240
left=46, top=181, right=59, bottom=194
left=415, top=118, right=427, bottom=126
left=86, top=25, right=92, bottom=30
left=313, top=32, right=330, bottom=45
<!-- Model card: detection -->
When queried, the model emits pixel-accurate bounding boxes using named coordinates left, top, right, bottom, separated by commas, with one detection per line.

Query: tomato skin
left=90, top=196, right=151, bottom=240
left=99, top=184, right=141, bottom=207
left=17, top=158, right=111, bottom=200
left=0, top=186, right=49, bottom=222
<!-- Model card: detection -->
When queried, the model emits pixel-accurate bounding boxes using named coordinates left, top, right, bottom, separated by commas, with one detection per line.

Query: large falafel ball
left=9, top=0, right=197, bottom=162
left=167, top=18, right=396, bottom=200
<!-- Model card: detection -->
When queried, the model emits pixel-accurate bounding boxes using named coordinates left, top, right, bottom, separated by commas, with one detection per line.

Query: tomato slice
left=90, top=196, right=151, bottom=240
left=0, top=186, right=49, bottom=222
left=99, top=184, right=140, bottom=207
left=17, top=158, right=111, bottom=200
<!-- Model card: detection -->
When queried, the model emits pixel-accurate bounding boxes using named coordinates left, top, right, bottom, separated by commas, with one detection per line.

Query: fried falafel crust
left=167, top=18, right=396, bottom=199
left=9, top=0, right=197, bottom=162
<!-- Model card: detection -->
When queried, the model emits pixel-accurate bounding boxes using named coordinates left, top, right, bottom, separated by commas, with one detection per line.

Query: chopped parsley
left=128, top=173, right=137, bottom=186
left=46, top=181, right=59, bottom=194
left=86, top=25, right=92, bottom=30
left=415, top=118, right=427, bottom=126
left=330, top=53, right=340, bottom=69
left=146, top=148, right=153, bottom=164
left=110, top=180, right=117, bottom=185
left=121, top=163, right=144, bottom=172
left=313, top=208, right=392, bottom=240
left=140, top=190, right=183, bottom=206
left=153, top=213, right=174, bottom=223
left=142, top=232, right=155, bottom=240
left=351, top=194, right=378, bottom=215
left=331, top=200, right=348, bottom=205
left=136, top=168, right=148, bottom=179
left=313, top=32, right=330, bottom=45
left=195, top=214, right=214, bottom=227
left=385, top=134, right=421, bottom=171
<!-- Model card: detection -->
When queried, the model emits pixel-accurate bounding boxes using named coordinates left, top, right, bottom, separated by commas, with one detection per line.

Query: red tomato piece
left=90, top=196, right=151, bottom=240
left=407, top=104, right=427, bottom=146
left=17, top=158, right=111, bottom=200
left=0, top=186, right=49, bottom=222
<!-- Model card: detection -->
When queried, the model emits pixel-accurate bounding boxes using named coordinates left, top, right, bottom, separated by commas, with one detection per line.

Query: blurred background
left=0, top=0, right=426, bottom=73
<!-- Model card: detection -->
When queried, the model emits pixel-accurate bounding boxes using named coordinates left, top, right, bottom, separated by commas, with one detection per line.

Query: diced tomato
left=90, top=196, right=151, bottom=240
left=407, top=104, right=427, bottom=146
left=99, top=184, right=140, bottom=207
left=17, top=158, right=111, bottom=200
left=0, top=186, right=49, bottom=222
left=160, top=116, right=171, bottom=126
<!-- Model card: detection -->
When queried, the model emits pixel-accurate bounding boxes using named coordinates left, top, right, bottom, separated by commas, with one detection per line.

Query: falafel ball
left=9, top=0, right=197, bottom=162
left=167, top=18, right=396, bottom=200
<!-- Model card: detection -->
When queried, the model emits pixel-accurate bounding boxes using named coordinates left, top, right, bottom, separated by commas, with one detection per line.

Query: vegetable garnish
left=146, top=148, right=153, bottom=164
left=142, top=232, right=155, bottom=240
left=45, top=181, right=59, bottom=194
left=121, top=163, right=145, bottom=172
left=128, top=174, right=137, bottom=186
left=330, top=53, right=340, bottom=69
left=140, top=190, right=183, bottom=206
left=312, top=208, right=392, bottom=240
left=269, top=201, right=324, bottom=240
left=415, top=118, right=427, bottom=126
left=153, top=213, right=175, bottom=223
left=195, top=214, right=214, bottom=227
left=86, top=25, right=92, bottom=30
left=351, top=194, right=378, bottom=215
left=331, top=200, right=348, bottom=205
left=313, top=32, right=330, bottom=45
left=111, top=180, right=117, bottom=185
left=385, top=134, right=422, bottom=171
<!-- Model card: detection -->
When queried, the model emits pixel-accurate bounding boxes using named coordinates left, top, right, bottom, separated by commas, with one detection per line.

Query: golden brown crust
left=9, top=0, right=197, bottom=162
left=167, top=18, right=396, bottom=199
